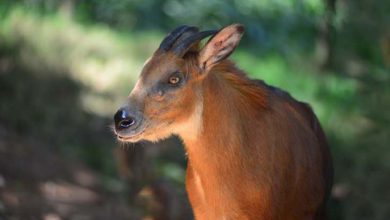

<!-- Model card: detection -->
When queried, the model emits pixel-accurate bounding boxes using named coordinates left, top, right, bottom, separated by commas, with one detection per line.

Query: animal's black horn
left=172, top=30, right=218, bottom=57
left=159, top=25, right=199, bottom=51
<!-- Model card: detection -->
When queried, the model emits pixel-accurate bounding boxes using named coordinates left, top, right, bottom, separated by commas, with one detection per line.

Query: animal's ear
left=198, top=24, right=244, bottom=72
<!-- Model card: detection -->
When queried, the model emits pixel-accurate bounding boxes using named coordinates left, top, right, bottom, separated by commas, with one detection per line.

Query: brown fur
left=181, top=61, right=332, bottom=220
left=118, top=24, right=333, bottom=220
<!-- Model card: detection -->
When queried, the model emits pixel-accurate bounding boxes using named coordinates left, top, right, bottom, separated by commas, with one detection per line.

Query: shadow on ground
left=0, top=46, right=192, bottom=219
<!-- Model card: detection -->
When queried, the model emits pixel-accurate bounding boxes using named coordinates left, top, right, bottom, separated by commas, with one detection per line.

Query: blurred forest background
left=0, top=0, right=389, bottom=219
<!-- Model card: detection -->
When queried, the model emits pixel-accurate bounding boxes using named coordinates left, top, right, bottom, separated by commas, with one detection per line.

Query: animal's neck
left=182, top=62, right=268, bottom=181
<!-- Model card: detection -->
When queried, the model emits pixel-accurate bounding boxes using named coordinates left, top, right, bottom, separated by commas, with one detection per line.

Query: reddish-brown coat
left=182, top=61, right=332, bottom=220
left=117, top=24, right=333, bottom=220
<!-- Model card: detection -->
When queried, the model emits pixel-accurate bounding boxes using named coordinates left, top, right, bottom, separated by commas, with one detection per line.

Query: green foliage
left=0, top=1, right=389, bottom=220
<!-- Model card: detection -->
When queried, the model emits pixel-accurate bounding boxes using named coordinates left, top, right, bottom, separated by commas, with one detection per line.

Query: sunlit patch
left=40, top=181, right=99, bottom=203
left=43, top=213, right=61, bottom=220
left=1, top=7, right=162, bottom=118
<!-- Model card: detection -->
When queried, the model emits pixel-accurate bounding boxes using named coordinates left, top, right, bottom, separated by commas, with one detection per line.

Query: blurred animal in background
left=113, top=24, right=333, bottom=220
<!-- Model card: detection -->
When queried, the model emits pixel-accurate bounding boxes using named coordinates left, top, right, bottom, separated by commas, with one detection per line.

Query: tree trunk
left=315, top=0, right=336, bottom=71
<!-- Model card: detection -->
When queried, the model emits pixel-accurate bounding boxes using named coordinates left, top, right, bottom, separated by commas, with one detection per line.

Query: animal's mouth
left=115, top=123, right=149, bottom=143
left=117, top=130, right=144, bottom=142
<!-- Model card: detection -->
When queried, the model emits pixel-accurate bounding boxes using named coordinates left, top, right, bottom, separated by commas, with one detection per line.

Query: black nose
left=114, top=108, right=136, bottom=130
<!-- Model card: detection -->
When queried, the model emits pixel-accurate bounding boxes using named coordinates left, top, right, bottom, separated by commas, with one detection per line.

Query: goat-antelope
left=114, top=24, right=333, bottom=220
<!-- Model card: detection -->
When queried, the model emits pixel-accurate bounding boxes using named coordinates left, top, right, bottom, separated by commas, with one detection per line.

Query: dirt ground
left=0, top=122, right=194, bottom=220
left=0, top=125, right=141, bottom=220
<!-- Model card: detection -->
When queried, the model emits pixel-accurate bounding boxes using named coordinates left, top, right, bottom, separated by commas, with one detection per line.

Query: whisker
left=107, top=124, right=117, bottom=135
left=131, top=143, right=136, bottom=152
left=119, top=141, right=125, bottom=150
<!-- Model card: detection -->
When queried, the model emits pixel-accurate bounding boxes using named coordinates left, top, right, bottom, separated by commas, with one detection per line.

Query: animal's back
left=255, top=79, right=333, bottom=219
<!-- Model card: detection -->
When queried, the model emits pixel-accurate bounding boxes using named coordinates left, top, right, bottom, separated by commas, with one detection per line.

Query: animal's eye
left=168, top=73, right=181, bottom=85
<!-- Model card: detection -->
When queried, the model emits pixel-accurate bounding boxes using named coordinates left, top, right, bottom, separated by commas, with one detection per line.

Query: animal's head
left=114, top=24, right=244, bottom=142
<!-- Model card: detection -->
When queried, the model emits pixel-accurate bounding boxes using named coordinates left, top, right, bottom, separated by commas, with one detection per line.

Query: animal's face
left=114, top=52, right=202, bottom=142
left=114, top=24, right=244, bottom=142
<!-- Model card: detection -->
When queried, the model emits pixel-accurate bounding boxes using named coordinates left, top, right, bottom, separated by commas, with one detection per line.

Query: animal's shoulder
left=252, top=79, right=294, bottom=100
left=252, top=79, right=318, bottom=127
